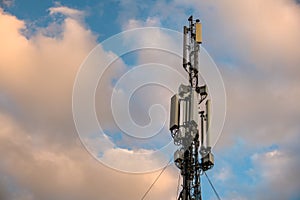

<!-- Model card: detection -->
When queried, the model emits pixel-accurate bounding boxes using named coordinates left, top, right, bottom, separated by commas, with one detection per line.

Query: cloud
left=213, top=166, right=232, bottom=182
left=156, top=0, right=300, bottom=198
left=0, top=6, right=180, bottom=200
left=123, top=17, right=161, bottom=30
left=118, top=0, right=300, bottom=158
left=0, top=0, right=13, bottom=7
left=49, top=5, right=85, bottom=21
left=1, top=1, right=300, bottom=199
left=0, top=113, right=179, bottom=200
left=163, top=0, right=300, bottom=149
left=115, top=0, right=300, bottom=148
left=250, top=147, right=300, bottom=199
left=0, top=7, right=98, bottom=142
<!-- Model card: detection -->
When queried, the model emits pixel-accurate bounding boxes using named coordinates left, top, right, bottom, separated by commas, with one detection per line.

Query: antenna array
left=169, top=16, right=214, bottom=200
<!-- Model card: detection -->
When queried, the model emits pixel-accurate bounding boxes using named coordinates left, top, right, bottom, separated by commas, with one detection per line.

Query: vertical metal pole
left=183, top=149, right=189, bottom=200
left=206, top=100, right=211, bottom=151
left=183, top=26, right=189, bottom=69
left=200, top=111, right=204, bottom=147
left=172, top=16, right=209, bottom=200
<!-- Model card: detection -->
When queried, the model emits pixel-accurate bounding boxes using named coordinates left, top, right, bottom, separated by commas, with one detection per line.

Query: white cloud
left=250, top=148, right=300, bottom=199
left=101, top=147, right=168, bottom=172
left=123, top=17, right=161, bottom=30
left=0, top=113, right=178, bottom=200
left=49, top=6, right=85, bottom=21
left=214, top=166, right=232, bottom=182
left=0, top=7, right=181, bottom=200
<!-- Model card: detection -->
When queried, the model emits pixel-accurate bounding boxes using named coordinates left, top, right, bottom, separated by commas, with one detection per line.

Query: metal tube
left=183, top=26, right=188, bottom=68
left=206, top=100, right=211, bottom=149
left=194, top=42, right=199, bottom=71
left=200, top=112, right=204, bottom=147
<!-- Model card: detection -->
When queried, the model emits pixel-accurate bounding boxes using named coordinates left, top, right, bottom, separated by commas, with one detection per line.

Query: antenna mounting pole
left=170, top=16, right=214, bottom=200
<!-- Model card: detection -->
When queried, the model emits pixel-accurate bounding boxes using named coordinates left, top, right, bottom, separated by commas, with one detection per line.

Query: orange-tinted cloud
left=0, top=7, right=179, bottom=200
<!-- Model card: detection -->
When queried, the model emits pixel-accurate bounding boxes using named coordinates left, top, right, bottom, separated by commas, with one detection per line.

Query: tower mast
left=170, top=16, right=214, bottom=200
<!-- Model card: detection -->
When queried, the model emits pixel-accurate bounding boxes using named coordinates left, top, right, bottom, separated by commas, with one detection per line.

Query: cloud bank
left=1, top=0, right=300, bottom=199
left=0, top=6, right=179, bottom=200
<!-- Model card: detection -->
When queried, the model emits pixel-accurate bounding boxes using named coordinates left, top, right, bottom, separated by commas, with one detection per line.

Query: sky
left=0, top=0, right=300, bottom=200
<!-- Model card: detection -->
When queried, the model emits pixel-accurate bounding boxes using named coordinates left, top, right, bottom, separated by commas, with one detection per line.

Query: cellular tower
left=169, top=16, right=214, bottom=200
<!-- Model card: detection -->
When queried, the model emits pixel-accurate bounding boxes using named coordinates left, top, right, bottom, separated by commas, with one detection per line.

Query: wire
left=176, top=171, right=181, bottom=199
left=204, top=171, right=221, bottom=200
left=140, top=159, right=172, bottom=200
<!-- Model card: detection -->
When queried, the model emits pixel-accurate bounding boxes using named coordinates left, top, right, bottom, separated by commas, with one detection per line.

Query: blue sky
left=1, top=0, right=300, bottom=200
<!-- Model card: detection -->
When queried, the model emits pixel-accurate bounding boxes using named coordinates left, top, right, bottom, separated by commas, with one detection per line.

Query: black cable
left=140, top=159, right=172, bottom=200
left=204, top=171, right=221, bottom=200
